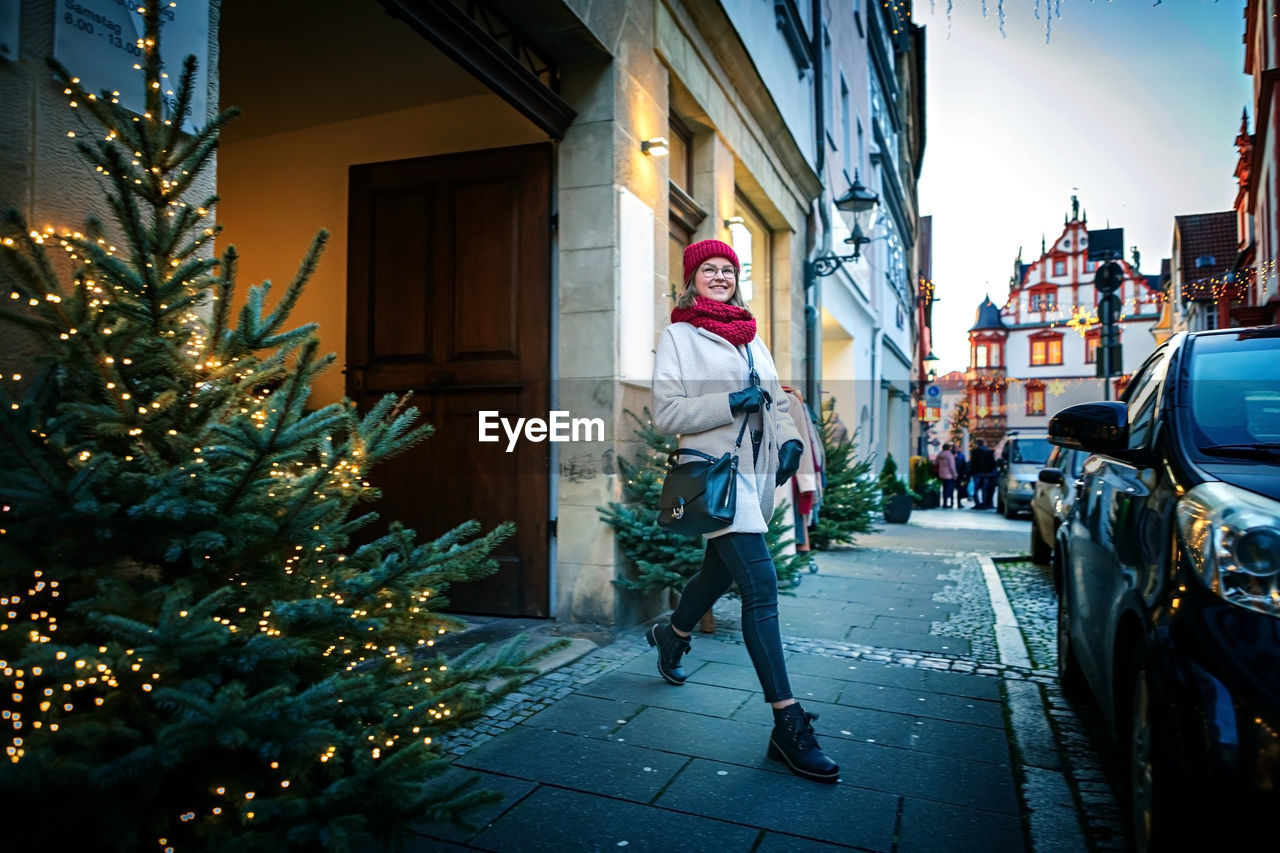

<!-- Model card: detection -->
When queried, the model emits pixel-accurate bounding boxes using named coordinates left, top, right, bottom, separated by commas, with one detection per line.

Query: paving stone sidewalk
left=405, top=535, right=1068, bottom=853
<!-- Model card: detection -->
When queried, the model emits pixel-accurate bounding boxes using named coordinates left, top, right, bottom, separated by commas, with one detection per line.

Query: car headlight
left=1177, top=482, right=1280, bottom=616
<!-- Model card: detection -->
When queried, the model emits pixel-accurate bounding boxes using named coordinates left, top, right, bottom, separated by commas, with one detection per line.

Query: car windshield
left=1188, top=334, right=1280, bottom=454
left=1010, top=438, right=1051, bottom=465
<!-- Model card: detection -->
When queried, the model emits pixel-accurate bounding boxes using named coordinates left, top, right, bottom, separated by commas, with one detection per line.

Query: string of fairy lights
left=1, top=4, right=475, bottom=847
left=928, top=0, right=1066, bottom=42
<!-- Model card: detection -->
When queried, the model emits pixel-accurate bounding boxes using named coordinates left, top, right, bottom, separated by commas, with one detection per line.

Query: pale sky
left=914, top=0, right=1252, bottom=373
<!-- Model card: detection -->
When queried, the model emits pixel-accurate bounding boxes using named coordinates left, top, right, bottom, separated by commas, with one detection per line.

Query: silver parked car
left=995, top=430, right=1052, bottom=519
left=1028, top=445, right=1085, bottom=565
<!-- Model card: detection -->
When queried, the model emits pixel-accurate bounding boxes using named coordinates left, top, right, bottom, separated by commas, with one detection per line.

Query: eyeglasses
left=700, top=265, right=737, bottom=279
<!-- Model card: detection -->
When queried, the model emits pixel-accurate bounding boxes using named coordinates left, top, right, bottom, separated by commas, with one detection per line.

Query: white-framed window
left=856, top=117, right=865, bottom=176
left=840, top=73, right=851, bottom=177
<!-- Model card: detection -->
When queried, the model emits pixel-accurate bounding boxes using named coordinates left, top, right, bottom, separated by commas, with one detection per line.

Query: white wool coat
left=651, top=322, right=803, bottom=538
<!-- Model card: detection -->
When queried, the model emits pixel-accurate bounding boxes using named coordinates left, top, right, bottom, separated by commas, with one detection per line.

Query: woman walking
left=936, top=443, right=957, bottom=508
left=647, top=238, right=839, bottom=783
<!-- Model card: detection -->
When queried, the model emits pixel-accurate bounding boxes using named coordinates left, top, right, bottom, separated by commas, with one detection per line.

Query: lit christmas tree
left=0, top=7, right=544, bottom=850
left=808, top=398, right=880, bottom=550
left=599, top=409, right=804, bottom=599
left=950, top=398, right=971, bottom=448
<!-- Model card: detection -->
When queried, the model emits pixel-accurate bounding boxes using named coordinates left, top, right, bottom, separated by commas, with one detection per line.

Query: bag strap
left=670, top=413, right=749, bottom=463
left=669, top=400, right=752, bottom=469
left=666, top=341, right=756, bottom=468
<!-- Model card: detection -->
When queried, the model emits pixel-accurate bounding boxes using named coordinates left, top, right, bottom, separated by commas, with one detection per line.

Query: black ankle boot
left=646, top=622, right=691, bottom=685
left=768, top=703, right=839, bottom=782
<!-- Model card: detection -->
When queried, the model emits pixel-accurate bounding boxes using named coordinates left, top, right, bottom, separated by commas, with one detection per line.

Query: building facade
left=1239, top=0, right=1280, bottom=326
left=1, top=1, right=924, bottom=627
left=965, top=202, right=1162, bottom=444
left=1167, top=211, right=1240, bottom=333
left=817, top=0, right=925, bottom=471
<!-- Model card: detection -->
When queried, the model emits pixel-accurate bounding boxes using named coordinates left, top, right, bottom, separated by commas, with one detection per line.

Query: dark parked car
left=1050, top=326, right=1280, bottom=851
left=1028, top=445, right=1085, bottom=566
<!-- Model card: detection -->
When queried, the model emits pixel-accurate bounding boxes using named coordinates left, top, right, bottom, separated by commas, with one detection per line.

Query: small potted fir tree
left=879, top=454, right=918, bottom=523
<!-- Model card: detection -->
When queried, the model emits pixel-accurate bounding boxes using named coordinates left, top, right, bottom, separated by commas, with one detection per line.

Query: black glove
left=728, top=386, right=772, bottom=414
left=776, top=439, right=804, bottom=486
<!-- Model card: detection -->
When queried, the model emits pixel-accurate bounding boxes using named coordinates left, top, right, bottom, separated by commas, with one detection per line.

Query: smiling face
left=692, top=255, right=738, bottom=303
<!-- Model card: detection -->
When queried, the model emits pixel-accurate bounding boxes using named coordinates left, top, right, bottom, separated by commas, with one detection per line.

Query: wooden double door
left=345, top=144, right=551, bottom=617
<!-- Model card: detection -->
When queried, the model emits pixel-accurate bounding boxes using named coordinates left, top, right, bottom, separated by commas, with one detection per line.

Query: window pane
left=668, top=131, right=688, bottom=192
left=669, top=233, right=687, bottom=299
left=1049, top=339, right=1062, bottom=364
left=732, top=195, right=771, bottom=345
left=1031, top=341, right=1045, bottom=365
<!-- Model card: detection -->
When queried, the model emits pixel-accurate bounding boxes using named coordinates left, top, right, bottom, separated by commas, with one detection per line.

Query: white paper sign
left=53, top=0, right=210, bottom=132
left=0, top=0, right=19, bottom=61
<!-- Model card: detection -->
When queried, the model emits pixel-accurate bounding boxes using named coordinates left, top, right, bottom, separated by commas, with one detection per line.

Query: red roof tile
left=1175, top=212, right=1237, bottom=301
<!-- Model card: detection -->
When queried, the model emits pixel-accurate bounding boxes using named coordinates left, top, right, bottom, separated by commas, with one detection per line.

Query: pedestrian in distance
left=970, top=438, right=996, bottom=510
left=936, top=443, right=957, bottom=508
left=648, top=238, right=840, bottom=783
left=954, top=446, right=970, bottom=507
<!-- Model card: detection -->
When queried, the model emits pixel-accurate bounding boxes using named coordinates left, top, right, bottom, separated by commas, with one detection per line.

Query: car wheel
left=1055, top=579, right=1086, bottom=695
left=1124, top=647, right=1176, bottom=853
left=996, top=493, right=1005, bottom=515
left=1003, top=500, right=1018, bottom=520
left=1030, top=525, right=1051, bottom=565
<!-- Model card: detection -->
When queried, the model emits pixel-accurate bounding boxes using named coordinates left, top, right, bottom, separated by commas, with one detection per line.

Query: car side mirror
left=1050, top=402, right=1127, bottom=451
left=1038, top=467, right=1064, bottom=485
left=1049, top=401, right=1150, bottom=466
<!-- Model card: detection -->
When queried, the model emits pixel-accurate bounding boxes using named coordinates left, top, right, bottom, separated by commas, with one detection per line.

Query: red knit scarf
left=671, top=296, right=757, bottom=346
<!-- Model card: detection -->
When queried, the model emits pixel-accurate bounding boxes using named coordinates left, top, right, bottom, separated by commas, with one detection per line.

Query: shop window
left=730, top=193, right=772, bottom=346
left=1030, top=333, right=1064, bottom=366
left=1026, top=382, right=1046, bottom=416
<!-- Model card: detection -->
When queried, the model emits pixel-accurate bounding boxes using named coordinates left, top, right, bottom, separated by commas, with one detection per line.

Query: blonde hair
left=675, top=272, right=747, bottom=309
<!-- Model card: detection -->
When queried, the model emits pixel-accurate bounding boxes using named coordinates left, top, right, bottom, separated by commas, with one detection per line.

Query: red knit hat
left=683, top=239, right=741, bottom=284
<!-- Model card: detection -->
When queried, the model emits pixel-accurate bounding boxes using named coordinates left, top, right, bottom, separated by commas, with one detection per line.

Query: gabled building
left=964, top=200, right=1163, bottom=443
left=1169, top=211, right=1240, bottom=332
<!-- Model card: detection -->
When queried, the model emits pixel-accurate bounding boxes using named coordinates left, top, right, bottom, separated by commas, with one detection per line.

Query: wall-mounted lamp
left=834, top=171, right=879, bottom=261
left=641, top=137, right=669, bottom=156
left=723, top=216, right=745, bottom=228
left=805, top=171, right=881, bottom=279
